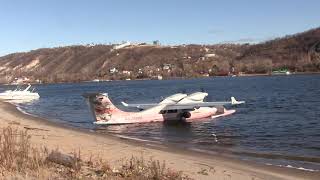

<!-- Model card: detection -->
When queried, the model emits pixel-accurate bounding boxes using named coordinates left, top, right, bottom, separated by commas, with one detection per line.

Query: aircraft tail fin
left=83, top=93, right=122, bottom=123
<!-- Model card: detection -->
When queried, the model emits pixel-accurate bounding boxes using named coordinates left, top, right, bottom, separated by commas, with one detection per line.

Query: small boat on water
left=0, top=84, right=40, bottom=100
left=271, top=68, right=291, bottom=75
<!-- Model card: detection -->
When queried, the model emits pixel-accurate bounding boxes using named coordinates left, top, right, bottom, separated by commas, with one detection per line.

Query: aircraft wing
left=162, top=97, right=245, bottom=110
left=122, top=97, right=245, bottom=110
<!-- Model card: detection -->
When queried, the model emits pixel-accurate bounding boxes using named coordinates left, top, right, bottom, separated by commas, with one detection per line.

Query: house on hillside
left=162, top=64, right=172, bottom=71
left=204, top=53, right=216, bottom=58
left=109, top=68, right=118, bottom=74
left=11, top=77, right=30, bottom=85
left=122, top=70, right=131, bottom=75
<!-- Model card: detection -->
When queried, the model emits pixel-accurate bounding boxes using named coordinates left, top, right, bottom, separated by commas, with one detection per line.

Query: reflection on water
left=96, top=118, right=239, bottom=150
left=4, top=74, right=320, bottom=170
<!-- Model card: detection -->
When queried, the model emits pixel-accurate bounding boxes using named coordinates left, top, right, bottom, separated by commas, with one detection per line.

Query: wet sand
left=0, top=101, right=319, bottom=180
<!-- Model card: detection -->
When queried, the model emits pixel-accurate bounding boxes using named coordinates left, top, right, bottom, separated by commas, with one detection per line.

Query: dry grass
left=0, top=126, right=192, bottom=180
left=88, top=156, right=190, bottom=180
left=0, top=127, right=47, bottom=175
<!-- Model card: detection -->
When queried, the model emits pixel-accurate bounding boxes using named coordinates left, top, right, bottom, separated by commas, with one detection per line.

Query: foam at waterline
left=3, top=99, right=39, bottom=116
left=115, top=134, right=161, bottom=144
left=11, top=102, right=41, bottom=119
left=191, top=147, right=320, bottom=172
left=265, top=163, right=319, bottom=172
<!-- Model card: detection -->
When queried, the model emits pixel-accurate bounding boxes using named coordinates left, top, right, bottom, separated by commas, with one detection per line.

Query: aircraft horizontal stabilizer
left=231, top=97, right=245, bottom=105
left=121, top=101, right=129, bottom=107
left=121, top=102, right=158, bottom=109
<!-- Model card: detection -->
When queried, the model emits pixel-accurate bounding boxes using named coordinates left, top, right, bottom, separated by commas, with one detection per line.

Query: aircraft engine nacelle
left=160, top=93, right=187, bottom=104
left=178, top=92, right=208, bottom=104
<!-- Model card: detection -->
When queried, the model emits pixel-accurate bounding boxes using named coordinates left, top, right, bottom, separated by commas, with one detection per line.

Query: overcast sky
left=0, top=0, right=319, bottom=56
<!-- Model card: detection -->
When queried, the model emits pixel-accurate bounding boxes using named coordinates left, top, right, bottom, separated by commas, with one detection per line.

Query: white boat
left=0, top=84, right=40, bottom=100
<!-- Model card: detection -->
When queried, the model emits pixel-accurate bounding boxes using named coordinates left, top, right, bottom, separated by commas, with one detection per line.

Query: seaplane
left=84, top=92, right=245, bottom=125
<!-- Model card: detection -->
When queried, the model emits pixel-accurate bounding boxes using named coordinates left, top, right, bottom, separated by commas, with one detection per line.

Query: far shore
left=1, top=71, right=320, bottom=86
left=0, top=101, right=319, bottom=179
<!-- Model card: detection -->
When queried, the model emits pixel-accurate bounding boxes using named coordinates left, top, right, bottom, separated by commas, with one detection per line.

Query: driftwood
left=24, top=126, right=50, bottom=131
left=46, top=150, right=80, bottom=169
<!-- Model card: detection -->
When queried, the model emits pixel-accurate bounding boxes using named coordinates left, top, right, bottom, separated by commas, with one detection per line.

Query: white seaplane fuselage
left=86, top=92, right=241, bottom=125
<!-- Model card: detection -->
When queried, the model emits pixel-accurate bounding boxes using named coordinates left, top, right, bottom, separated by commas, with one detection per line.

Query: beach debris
left=195, top=163, right=216, bottom=175
left=24, top=126, right=50, bottom=131
left=8, top=121, right=20, bottom=125
left=46, top=150, right=81, bottom=169
left=197, top=168, right=209, bottom=175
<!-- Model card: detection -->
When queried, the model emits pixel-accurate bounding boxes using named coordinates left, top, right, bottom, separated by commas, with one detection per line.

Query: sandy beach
left=0, top=101, right=318, bottom=180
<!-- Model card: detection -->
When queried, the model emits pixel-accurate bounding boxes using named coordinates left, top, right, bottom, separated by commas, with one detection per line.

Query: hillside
left=0, top=44, right=244, bottom=83
left=0, top=27, right=319, bottom=83
left=235, top=27, right=320, bottom=73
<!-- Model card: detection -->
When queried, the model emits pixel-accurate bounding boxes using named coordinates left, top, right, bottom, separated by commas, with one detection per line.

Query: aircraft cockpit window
left=167, top=109, right=178, bottom=113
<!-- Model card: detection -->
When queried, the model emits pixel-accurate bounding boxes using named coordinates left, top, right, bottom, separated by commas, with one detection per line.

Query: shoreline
left=1, top=101, right=319, bottom=179
left=1, top=72, right=320, bottom=86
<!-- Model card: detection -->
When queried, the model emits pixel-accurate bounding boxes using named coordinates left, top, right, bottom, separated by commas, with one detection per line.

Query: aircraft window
left=167, top=109, right=178, bottom=113
left=160, top=110, right=177, bottom=114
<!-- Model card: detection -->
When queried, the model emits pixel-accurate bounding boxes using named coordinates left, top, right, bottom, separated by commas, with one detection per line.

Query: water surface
left=3, top=75, right=320, bottom=171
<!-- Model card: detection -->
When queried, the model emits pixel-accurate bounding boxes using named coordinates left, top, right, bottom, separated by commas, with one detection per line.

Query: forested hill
left=0, top=27, right=319, bottom=83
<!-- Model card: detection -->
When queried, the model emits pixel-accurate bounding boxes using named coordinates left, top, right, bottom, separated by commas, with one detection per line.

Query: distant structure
left=113, top=41, right=131, bottom=50
left=204, top=53, right=216, bottom=58
left=122, top=70, right=131, bottom=75
left=153, top=40, right=160, bottom=46
left=109, top=68, right=118, bottom=74
left=11, top=77, right=30, bottom=85
left=162, top=64, right=172, bottom=71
